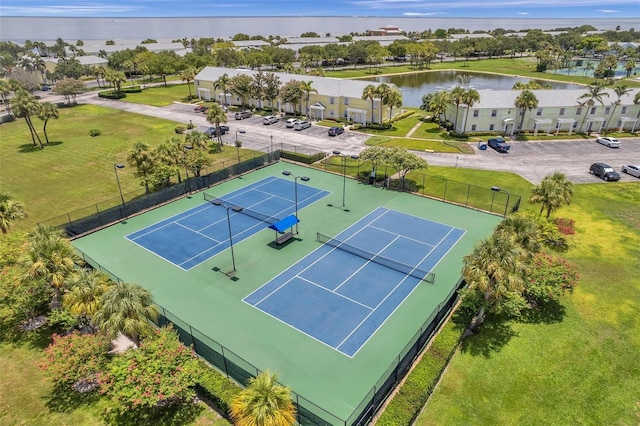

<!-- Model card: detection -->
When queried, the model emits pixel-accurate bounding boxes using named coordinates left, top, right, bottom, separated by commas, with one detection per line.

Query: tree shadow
left=459, top=320, right=519, bottom=358
left=518, top=300, right=567, bottom=325
left=45, top=383, right=101, bottom=413
left=102, top=401, right=204, bottom=426
left=18, top=144, right=43, bottom=153
left=46, top=141, right=64, bottom=147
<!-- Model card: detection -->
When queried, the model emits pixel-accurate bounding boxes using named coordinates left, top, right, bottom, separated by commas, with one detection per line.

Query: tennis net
left=317, top=232, right=435, bottom=283
left=203, top=192, right=280, bottom=225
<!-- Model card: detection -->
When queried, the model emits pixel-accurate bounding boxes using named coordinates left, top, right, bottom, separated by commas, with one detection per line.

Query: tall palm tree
left=362, top=84, right=377, bottom=124
left=494, top=212, right=542, bottom=259
left=299, top=80, right=317, bottom=118
left=513, top=89, right=539, bottom=133
left=462, top=232, right=527, bottom=332
left=206, top=103, right=228, bottom=151
left=376, top=83, right=393, bottom=124
left=127, top=142, right=155, bottom=194
left=11, top=89, right=44, bottom=148
left=231, top=370, right=296, bottom=426
left=214, top=73, right=230, bottom=105
left=635, top=91, right=640, bottom=119
left=92, top=281, right=157, bottom=345
left=0, top=79, right=14, bottom=114
left=577, top=85, right=609, bottom=133
left=0, top=192, right=27, bottom=234
left=37, top=101, right=59, bottom=145
left=450, top=86, right=466, bottom=132
left=386, top=90, right=403, bottom=121
left=181, top=66, right=197, bottom=99
left=428, top=90, right=451, bottom=123
left=461, top=89, right=480, bottom=135
left=604, top=84, right=631, bottom=132
left=63, top=268, right=111, bottom=327
left=529, top=172, right=573, bottom=218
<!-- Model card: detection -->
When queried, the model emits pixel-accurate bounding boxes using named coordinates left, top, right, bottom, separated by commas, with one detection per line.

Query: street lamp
left=332, top=150, right=359, bottom=207
left=235, top=129, right=245, bottom=145
left=113, top=163, right=126, bottom=218
left=210, top=199, right=243, bottom=275
left=282, top=171, right=310, bottom=234
left=491, top=186, right=511, bottom=217
left=235, top=129, right=246, bottom=165
left=183, top=144, right=193, bottom=195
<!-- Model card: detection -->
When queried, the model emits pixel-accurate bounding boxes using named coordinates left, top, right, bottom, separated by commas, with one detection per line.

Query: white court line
left=298, top=275, right=374, bottom=310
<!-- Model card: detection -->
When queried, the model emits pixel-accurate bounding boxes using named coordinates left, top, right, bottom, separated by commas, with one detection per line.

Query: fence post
left=465, top=184, right=471, bottom=206
left=443, top=179, right=448, bottom=200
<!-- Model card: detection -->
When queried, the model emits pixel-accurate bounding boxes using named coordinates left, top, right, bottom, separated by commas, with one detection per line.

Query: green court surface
left=72, top=162, right=501, bottom=424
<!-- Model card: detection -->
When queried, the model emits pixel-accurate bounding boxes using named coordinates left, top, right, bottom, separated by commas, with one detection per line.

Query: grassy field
left=118, top=82, right=198, bottom=107
left=416, top=182, right=640, bottom=425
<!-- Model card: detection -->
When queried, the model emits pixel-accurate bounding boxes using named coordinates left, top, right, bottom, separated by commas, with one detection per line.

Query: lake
left=364, top=70, right=583, bottom=107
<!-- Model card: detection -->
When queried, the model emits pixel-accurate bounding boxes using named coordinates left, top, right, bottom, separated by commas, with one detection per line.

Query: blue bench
left=268, top=215, right=299, bottom=245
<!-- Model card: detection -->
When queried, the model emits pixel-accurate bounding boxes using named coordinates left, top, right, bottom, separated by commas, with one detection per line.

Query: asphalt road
left=44, top=90, right=640, bottom=185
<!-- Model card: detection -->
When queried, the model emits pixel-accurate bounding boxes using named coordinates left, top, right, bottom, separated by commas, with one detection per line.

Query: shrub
left=175, top=125, right=187, bottom=134
left=280, top=150, right=326, bottom=164
left=88, top=129, right=101, bottom=137
left=553, top=217, right=575, bottom=235
left=120, top=86, right=142, bottom=93
left=194, top=361, right=242, bottom=416
left=97, top=91, right=126, bottom=99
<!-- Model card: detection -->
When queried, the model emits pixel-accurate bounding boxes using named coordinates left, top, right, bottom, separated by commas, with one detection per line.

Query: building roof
left=468, top=88, right=640, bottom=109
left=195, top=66, right=398, bottom=99
left=232, top=40, right=271, bottom=48
left=285, top=37, right=340, bottom=44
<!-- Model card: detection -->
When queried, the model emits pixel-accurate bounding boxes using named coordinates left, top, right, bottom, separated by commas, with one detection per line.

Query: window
left=590, top=107, right=596, bottom=114
left=489, top=124, right=495, bottom=131
left=536, top=108, right=542, bottom=116
left=604, top=106, right=611, bottom=114
left=559, top=108, right=565, bottom=116
left=329, top=97, right=335, bottom=105
left=471, top=124, right=477, bottom=131
left=491, top=109, right=497, bottom=117
left=621, top=106, right=627, bottom=114
left=473, top=110, right=479, bottom=117
left=576, top=107, right=582, bottom=115
left=329, top=110, right=334, bottom=116
left=344, top=98, right=349, bottom=105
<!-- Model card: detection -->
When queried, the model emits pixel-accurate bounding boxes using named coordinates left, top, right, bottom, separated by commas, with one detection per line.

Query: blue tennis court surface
left=126, top=176, right=329, bottom=270
left=244, top=207, right=465, bottom=357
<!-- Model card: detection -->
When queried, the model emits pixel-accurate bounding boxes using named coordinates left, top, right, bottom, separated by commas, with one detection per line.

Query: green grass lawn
left=416, top=182, right=640, bottom=425
left=115, top=83, right=197, bottom=107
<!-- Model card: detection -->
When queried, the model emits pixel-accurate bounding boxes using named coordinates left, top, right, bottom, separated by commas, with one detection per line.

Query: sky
left=0, top=0, right=638, bottom=19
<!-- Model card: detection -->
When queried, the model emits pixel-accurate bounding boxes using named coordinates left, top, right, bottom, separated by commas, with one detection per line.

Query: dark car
left=194, top=105, right=209, bottom=113
left=328, top=126, right=345, bottom=136
left=589, top=163, right=620, bottom=181
left=204, top=125, right=230, bottom=137
left=487, top=137, right=511, bottom=153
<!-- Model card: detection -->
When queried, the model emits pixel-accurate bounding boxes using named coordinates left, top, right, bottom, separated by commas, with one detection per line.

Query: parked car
left=589, top=163, right=620, bottom=181
left=294, top=120, right=311, bottom=131
left=234, top=110, right=252, bottom=120
left=621, top=164, right=640, bottom=178
left=328, top=126, right=345, bottom=136
left=262, top=115, right=279, bottom=125
left=204, top=125, right=230, bottom=137
left=487, top=137, right=511, bottom=153
left=596, top=137, right=621, bottom=148
left=285, top=118, right=299, bottom=128
left=194, top=105, right=209, bottom=113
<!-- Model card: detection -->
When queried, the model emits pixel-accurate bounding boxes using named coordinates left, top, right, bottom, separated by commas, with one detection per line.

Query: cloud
left=402, top=11, right=448, bottom=16
left=597, top=9, right=619, bottom=13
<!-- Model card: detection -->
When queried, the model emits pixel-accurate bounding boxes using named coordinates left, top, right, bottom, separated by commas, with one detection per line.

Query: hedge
left=376, top=311, right=469, bottom=425
left=280, top=150, right=326, bottom=164
left=98, top=91, right=126, bottom=99
left=194, top=360, right=242, bottom=417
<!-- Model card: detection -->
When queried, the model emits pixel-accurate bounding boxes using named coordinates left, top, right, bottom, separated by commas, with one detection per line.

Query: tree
left=524, top=253, right=579, bottom=307
left=263, top=72, right=281, bottom=112
left=52, top=78, right=86, bottom=105
left=604, top=84, right=631, bottom=132
left=180, top=66, right=196, bottom=99
left=422, top=90, right=450, bottom=123
left=127, top=142, right=155, bottom=194
left=494, top=211, right=542, bottom=259
left=461, top=232, right=528, bottom=332
left=92, top=281, right=158, bottom=345
left=386, top=90, right=403, bottom=121
left=214, top=72, right=231, bottom=105
left=299, top=80, right=317, bottom=118
left=361, top=84, right=377, bottom=123
left=229, top=74, right=253, bottom=107
left=461, top=88, right=480, bottom=134
left=37, top=101, right=59, bottom=145
left=529, top=172, right=573, bottom=218
left=449, top=86, right=466, bottom=131
left=11, top=89, right=43, bottom=148
left=359, top=146, right=388, bottom=179
left=39, top=332, right=111, bottom=393
left=384, top=147, right=429, bottom=189
left=206, top=103, right=228, bottom=151
left=514, top=89, right=539, bottom=133
left=100, top=327, right=200, bottom=413
left=0, top=192, right=26, bottom=234
left=63, top=268, right=111, bottom=323
left=105, top=69, right=127, bottom=93
left=577, top=85, right=609, bottom=133
left=376, top=83, right=393, bottom=124
left=231, top=370, right=296, bottom=426
left=279, top=80, right=303, bottom=116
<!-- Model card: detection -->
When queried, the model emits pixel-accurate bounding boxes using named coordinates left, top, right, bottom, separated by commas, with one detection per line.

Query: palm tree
left=92, top=281, right=157, bottom=345
left=214, top=73, right=231, bottom=105
left=450, top=86, right=466, bottom=131
left=461, top=89, right=480, bottom=135
left=604, top=84, right=631, bottom=132
left=0, top=192, right=27, bottom=234
left=361, top=84, right=377, bottom=124
left=11, top=89, right=44, bottom=148
left=513, top=89, right=539, bottom=133
left=181, top=66, right=197, bottom=99
left=206, top=103, right=228, bottom=151
left=104, top=70, right=127, bottom=94
left=299, top=80, right=317, bottom=118
left=529, top=172, right=573, bottom=218
left=0, top=79, right=14, bottom=114
left=428, top=90, right=451, bottom=123
left=462, top=232, right=527, bottom=332
left=386, top=90, right=403, bottom=121
left=376, top=83, right=393, bottom=124
left=577, top=85, right=609, bottom=133
left=127, top=142, right=155, bottom=194
left=231, top=370, right=296, bottom=426
left=37, top=101, right=59, bottom=145
left=635, top=91, right=640, bottom=119
left=494, top=212, right=542, bottom=259
left=63, top=268, right=111, bottom=328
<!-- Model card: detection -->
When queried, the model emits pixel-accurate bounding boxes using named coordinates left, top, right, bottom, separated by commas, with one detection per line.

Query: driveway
left=59, top=90, right=640, bottom=185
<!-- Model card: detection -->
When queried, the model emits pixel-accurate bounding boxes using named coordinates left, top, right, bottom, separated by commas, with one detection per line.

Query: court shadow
left=459, top=320, right=518, bottom=358
left=267, top=236, right=300, bottom=250
left=326, top=203, right=351, bottom=212
left=211, top=267, right=240, bottom=281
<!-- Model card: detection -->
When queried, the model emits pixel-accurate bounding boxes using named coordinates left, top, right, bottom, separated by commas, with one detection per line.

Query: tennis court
left=245, top=207, right=465, bottom=357
left=125, top=176, right=329, bottom=270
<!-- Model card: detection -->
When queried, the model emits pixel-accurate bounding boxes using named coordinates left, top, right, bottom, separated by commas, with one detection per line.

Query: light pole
left=270, top=135, right=274, bottom=162
left=183, top=144, right=193, bottom=195
left=282, top=171, right=310, bottom=234
left=235, top=129, right=245, bottom=165
left=491, top=186, right=511, bottom=217
left=210, top=199, right=243, bottom=275
left=332, top=150, right=359, bottom=207
left=113, top=163, right=126, bottom=218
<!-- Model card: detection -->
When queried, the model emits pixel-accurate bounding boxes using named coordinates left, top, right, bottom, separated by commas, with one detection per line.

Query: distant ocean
left=0, top=16, right=636, bottom=42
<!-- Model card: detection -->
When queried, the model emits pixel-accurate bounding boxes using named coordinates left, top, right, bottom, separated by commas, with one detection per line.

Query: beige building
left=194, top=66, right=402, bottom=124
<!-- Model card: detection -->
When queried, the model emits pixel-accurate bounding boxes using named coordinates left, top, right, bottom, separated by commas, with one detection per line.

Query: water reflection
left=365, top=70, right=583, bottom=107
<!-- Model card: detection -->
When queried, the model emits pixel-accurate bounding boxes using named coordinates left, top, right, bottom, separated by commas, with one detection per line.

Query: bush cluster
left=553, top=217, right=576, bottom=235
left=174, top=125, right=187, bottom=134
left=280, top=150, right=326, bottom=164
left=194, top=361, right=241, bottom=416
left=120, top=86, right=143, bottom=93
left=88, top=129, right=101, bottom=137
left=98, top=91, right=126, bottom=99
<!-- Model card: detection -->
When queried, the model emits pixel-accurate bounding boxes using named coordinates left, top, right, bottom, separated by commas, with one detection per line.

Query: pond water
left=364, top=70, right=583, bottom=107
